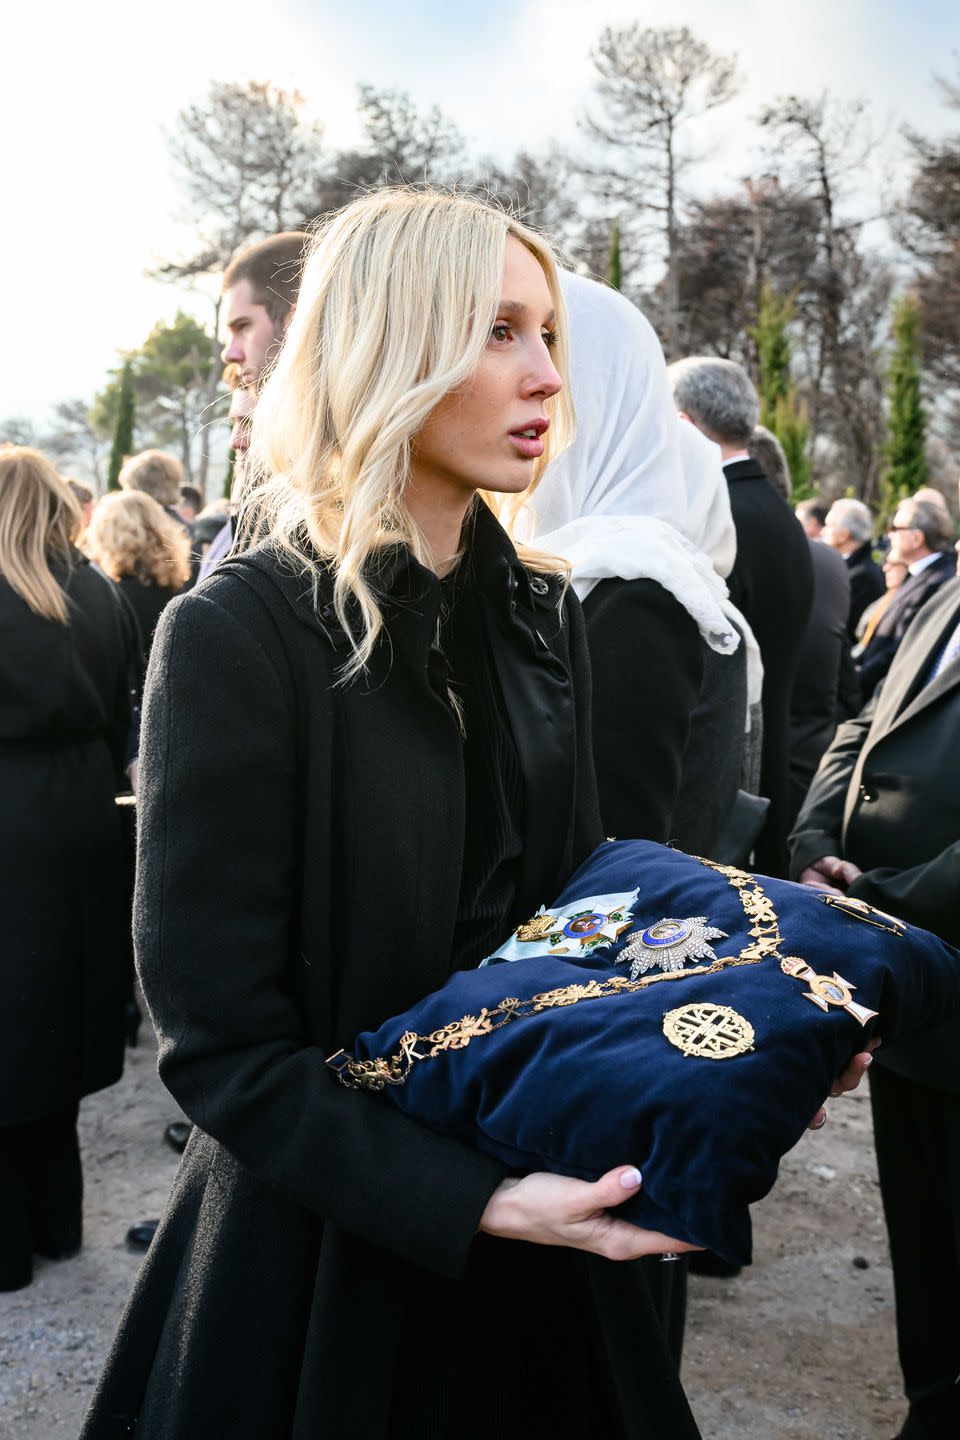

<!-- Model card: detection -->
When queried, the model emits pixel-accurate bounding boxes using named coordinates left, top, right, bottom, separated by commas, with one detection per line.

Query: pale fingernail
left=811, top=1112, right=827, bottom=1130
left=619, top=1167, right=642, bottom=1189
left=863, top=1055, right=873, bottom=1068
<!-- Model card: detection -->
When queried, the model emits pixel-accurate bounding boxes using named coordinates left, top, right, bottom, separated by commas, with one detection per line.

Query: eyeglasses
left=887, top=522, right=918, bottom=533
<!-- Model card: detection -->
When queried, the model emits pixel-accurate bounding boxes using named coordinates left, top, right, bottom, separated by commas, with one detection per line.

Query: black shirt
left=439, top=558, right=525, bottom=971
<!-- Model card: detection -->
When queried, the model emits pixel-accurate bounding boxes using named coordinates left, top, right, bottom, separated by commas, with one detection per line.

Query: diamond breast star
left=618, top=916, right=728, bottom=982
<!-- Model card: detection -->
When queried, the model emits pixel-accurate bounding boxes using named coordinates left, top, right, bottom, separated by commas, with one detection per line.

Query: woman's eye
left=491, top=322, right=512, bottom=343
left=542, top=329, right=559, bottom=350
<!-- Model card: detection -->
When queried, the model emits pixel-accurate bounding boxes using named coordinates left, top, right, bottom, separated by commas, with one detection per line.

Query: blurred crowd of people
left=2, top=201, right=958, bottom=1440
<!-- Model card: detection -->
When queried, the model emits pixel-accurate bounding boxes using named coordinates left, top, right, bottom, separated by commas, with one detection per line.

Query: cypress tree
left=606, top=221, right=622, bottom=292
left=752, top=282, right=812, bottom=501
left=881, top=294, right=928, bottom=513
left=775, top=392, right=812, bottom=502
left=223, top=447, right=236, bottom=500
left=107, top=360, right=135, bottom=491
left=753, top=282, right=792, bottom=428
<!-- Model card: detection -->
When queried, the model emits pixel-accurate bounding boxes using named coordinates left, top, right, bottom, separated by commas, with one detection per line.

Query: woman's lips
left=508, top=432, right=545, bottom=459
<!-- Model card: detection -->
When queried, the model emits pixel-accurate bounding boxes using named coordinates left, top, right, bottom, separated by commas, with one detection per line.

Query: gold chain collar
left=327, top=857, right=787, bottom=1093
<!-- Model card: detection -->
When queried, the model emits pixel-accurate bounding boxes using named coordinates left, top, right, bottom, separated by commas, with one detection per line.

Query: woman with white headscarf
left=521, top=270, right=762, bottom=860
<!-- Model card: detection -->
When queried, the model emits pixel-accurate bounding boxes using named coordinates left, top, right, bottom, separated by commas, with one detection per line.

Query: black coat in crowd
left=115, top=575, right=183, bottom=666
left=789, top=579, right=960, bottom=1437
left=790, top=577, right=960, bottom=1086
left=788, top=538, right=851, bottom=826
left=82, top=505, right=701, bottom=1440
left=843, top=540, right=885, bottom=639
left=855, top=550, right=956, bottom=702
left=582, top=577, right=704, bottom=844
left=722, top=457, right=814, bottom=874
left=0, top=553, right=140, bottom=1128
left=582, top=578, right=747, bottom=863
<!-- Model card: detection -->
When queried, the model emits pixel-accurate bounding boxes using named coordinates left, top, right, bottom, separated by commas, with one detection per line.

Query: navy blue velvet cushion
left=337, top=841, right=960, bottom=1264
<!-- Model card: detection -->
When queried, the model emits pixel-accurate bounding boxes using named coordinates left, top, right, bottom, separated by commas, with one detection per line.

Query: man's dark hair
left=747, top=425, right=791, bottom=502
left=179, top=484, right=202, bottom=513
left=796, top=498, right=829, bottom=528
left=222, top=231, right=310, bottom=325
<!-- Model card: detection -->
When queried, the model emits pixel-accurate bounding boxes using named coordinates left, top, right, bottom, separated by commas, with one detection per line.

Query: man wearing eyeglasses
left=855, top=497, right=956, bottom=702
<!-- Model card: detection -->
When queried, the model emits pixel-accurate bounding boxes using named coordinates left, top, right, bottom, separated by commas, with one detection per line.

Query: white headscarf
left=520, top=272, right=761, bottom=699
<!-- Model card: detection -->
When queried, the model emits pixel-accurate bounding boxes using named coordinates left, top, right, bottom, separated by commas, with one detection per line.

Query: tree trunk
left=196, top=295, right=223, bottom=501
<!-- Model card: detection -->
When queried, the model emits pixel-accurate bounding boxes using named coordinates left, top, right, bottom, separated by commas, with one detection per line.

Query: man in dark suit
left=669, top=356, right=813, bottom=875
left=822, top=497, right=885, bottom=638
left=789, top=575, right=960, bottom=1440
left=855, top=497, right=955, bottom=703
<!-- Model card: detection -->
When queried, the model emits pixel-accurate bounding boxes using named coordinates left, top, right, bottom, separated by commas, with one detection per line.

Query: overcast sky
left=2, top=0, right=957, bottom=424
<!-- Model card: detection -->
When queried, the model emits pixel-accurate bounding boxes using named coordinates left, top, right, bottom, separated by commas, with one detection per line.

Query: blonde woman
left=86, top=489, right=191, bottom=663
left=82, top=191, right=702, bottom=1440
left=0, top=447, right=141, bottom=1292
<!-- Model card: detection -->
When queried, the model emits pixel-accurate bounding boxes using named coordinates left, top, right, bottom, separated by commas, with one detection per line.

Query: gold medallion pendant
left=662, top=1003, right=755, bottom=1060
left=779, top=957, right=879, bottom=1026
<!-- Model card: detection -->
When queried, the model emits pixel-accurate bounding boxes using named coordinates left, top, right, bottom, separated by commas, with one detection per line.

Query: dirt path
left=0, top=1032, right=905, bottom=1439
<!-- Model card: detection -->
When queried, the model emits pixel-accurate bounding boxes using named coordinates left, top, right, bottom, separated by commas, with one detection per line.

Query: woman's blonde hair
left=85, top=490, right=192, bottom=591
left=0, top=446, right=81, bottom=623
left=244, top=187, right=573, bottom=675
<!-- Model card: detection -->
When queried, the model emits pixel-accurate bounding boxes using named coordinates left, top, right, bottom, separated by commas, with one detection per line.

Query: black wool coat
left=789, top=579, right=960, bottom=1095
left=0, top=554, right=140, bottom=1126
left=82, top=506, right=702, bottom=1440
left=723, top=458, right=814, bottom=874
left=844, top=541, right=885, bottom=639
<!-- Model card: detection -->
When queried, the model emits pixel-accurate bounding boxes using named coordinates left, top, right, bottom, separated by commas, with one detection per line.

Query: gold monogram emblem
left=662, top=1003, right=755, bottom=1060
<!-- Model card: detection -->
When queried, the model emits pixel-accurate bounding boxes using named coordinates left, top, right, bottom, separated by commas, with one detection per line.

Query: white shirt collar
left=721, top=452, right=752, bottom=468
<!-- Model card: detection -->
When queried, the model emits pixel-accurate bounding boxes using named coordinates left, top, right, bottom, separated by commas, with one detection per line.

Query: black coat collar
left=235, top=500, right=563, bottom=654
left=722, top=457, right=768, bottom=484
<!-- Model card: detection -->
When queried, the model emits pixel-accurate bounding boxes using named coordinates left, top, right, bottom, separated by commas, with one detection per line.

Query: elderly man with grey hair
left=668, top=356, right=813, bottom=876
left=823, top=498, right=884, bottom=638
left=856, top=495, right=957, bottom=702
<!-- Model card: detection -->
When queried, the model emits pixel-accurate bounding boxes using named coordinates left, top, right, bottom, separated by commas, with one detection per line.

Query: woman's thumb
left=591, top=1165, right=643, bottom=1210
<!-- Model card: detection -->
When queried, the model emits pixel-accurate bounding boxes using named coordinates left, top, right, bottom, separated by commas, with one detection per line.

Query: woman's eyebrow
left=498, top=299, right=557, bottom=326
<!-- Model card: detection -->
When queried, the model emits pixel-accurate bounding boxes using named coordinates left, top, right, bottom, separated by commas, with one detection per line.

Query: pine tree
left=881, top=294, right=928, bottom=514
left=107, top=360, right=135, bottom=491
left=606, top=221, right=622, bottom=292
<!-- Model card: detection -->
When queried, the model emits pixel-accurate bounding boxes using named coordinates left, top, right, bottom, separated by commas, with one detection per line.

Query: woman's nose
left=523, top=353, right=562, bottom=400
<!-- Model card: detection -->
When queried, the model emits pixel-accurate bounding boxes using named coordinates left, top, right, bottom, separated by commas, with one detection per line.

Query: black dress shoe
left=688, top=1250, right=742, bottom=1279
left=164, top=1121, right=191, bottom=1155
left=125, top=1220, right=159, bottom=1252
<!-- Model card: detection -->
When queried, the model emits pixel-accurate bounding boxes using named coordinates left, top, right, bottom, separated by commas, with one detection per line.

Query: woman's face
left=409, top=235, right=562, bottom=502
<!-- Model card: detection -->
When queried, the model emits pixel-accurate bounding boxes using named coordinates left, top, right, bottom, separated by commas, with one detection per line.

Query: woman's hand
left=478, top=1165, right=702, bottom=1261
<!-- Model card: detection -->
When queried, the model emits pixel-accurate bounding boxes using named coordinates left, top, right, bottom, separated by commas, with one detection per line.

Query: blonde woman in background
left=82, top=190, right=703, bottom=1440
left=0, top=447, right=141, bottom=1292
left=86, top=489, right=191, bottom=664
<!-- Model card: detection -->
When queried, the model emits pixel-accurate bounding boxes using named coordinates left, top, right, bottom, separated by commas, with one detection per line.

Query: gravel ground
left=0, top=1031, right=905, bottom=1439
